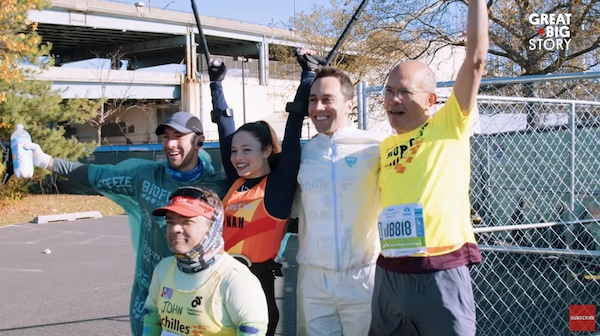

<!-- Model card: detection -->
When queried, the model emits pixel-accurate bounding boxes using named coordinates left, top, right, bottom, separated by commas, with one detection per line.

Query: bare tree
left=289, top=0, right=599, bottom=78
left=76, top=50, right=155, bottom=145
left=368, top=0, right=599, bottom=76
left=287, top=0, right=398, bottom=85
left=288, top=0, right=599, bottom=128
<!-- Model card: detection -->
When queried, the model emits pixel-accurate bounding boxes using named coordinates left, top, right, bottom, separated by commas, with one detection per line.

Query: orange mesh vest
left=222, top=177, right=288, bottom=263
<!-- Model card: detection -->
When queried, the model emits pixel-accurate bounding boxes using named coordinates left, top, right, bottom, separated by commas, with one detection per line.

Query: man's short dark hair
left=313, top=67, right=355, bottom=102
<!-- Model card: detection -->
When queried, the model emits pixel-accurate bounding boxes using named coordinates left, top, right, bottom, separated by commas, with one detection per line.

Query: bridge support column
left=181, top=27, right=200, bottom=116
left=181, top=80, right=200, bottom=115
left=259, top=37, right=269, bottom=85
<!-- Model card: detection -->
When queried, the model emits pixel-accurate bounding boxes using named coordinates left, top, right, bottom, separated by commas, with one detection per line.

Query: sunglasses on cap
left=169, top=187, right=210, bottom=202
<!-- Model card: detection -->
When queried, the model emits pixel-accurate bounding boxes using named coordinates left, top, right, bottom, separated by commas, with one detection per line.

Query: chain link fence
left=358, top=72, right=600, bottom=335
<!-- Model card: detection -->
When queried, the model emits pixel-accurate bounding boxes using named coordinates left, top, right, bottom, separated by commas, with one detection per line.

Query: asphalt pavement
left=0, top=215, right=299, bottom=336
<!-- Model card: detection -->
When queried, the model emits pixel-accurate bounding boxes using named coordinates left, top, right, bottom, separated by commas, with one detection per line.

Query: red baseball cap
left=152, top=188, right=215, bottom=219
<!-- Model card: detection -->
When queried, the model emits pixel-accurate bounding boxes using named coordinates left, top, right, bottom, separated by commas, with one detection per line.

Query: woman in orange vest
left=210, top=49, right=319, bottom=336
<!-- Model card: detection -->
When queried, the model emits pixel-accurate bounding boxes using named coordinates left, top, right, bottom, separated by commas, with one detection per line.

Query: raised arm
left=208, top=61, right=237, bottom=186
left=453, top=0, right=489, bottom=115
left=265, top=48, right=322, bottom=219
left=269, top=66, right=315, bottom=182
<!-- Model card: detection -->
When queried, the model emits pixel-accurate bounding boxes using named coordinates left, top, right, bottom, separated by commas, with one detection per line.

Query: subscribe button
left=570, top=304, right=596, bottom=332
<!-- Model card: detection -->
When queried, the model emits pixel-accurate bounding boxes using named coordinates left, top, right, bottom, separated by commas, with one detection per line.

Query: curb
left=32, top=211, right=103, bottom=224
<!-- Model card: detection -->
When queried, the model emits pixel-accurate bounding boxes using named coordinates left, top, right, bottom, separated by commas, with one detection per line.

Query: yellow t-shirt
left=378, top=92, right=481, bottom=273
left=143, top=254, right=268, bottom=335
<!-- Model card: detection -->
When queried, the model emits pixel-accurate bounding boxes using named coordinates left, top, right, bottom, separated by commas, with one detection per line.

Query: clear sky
left=119, top=0, right=332, bottom=27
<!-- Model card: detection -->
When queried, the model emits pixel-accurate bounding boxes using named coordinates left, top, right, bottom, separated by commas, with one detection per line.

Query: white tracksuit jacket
left=295, top=125, right=383, bottom=271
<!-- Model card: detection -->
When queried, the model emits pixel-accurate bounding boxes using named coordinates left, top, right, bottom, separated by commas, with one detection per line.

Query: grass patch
left=0, top=194, right=125, bottom=225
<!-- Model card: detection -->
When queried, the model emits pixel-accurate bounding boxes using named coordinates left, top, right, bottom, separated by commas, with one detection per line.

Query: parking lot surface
left=0, top=216, right=298, bottom=335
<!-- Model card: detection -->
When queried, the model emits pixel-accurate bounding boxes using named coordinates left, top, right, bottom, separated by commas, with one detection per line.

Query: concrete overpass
left=29, top=0, right=309, bottom=143
left=32, top=0, right=298, bottom=79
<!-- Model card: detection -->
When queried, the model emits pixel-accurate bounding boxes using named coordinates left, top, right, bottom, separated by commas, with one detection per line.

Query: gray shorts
left=369, top=265, right=476, bottom=336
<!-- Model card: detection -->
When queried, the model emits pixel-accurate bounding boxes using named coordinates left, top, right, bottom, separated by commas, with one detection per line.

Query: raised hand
left=208, top=59, right=227, bottom=82
left=295, top=47, right=327, bottom=72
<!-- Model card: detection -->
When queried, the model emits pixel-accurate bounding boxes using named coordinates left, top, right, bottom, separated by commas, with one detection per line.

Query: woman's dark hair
left=234, top=120, right=282, bottom=169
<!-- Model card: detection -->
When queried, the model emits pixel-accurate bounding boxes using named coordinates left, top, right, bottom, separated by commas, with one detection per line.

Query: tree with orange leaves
left=0, top=0, right=92, bottom=188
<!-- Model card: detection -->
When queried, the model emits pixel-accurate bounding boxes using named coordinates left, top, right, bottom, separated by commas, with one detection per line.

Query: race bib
left=377, top=203, right=426, bottom=258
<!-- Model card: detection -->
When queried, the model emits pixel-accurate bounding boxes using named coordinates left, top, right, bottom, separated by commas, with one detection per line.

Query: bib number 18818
left=380, top=220, right=412, bottom=238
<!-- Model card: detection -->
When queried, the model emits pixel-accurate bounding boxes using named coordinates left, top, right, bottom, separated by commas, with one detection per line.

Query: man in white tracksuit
left=294, top=66, right=384, bottom=336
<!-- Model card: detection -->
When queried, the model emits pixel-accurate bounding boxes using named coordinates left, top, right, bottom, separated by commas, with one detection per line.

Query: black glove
left=208, top=59, right=227, bottom=81
left=211, top=108, right=234, bottom=123
left=295, top=48, right=327, bottom=72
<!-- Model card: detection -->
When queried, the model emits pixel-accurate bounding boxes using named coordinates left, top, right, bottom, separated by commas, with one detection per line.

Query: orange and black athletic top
left=222, top=177, right=289, bottom=262
left=219, top=112, right=304, bottom=262
left=213, top=72, right=313, bottom=262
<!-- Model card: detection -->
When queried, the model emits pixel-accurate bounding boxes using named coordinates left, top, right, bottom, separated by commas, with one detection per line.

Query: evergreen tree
left=0, top=0, right=94, bottom=181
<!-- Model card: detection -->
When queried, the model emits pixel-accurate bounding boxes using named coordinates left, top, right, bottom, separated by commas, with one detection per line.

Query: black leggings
left=249, top=260, right=282, bottom=336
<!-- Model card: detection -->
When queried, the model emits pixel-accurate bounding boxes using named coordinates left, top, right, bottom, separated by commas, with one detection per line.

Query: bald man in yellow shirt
left=370, top=0, right=489, bottom=335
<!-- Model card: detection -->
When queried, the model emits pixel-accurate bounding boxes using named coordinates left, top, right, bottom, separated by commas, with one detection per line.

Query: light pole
left=234, top=56, right=250, bottom=124
left=304, top=121, right=311, bottom=139
left=293, top=0, right=296, bottom=30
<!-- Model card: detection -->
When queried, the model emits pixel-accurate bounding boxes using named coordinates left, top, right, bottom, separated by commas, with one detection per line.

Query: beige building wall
left=65, top=43, right=466, bottom=145
left=70, top=76, right=304, bottom=145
